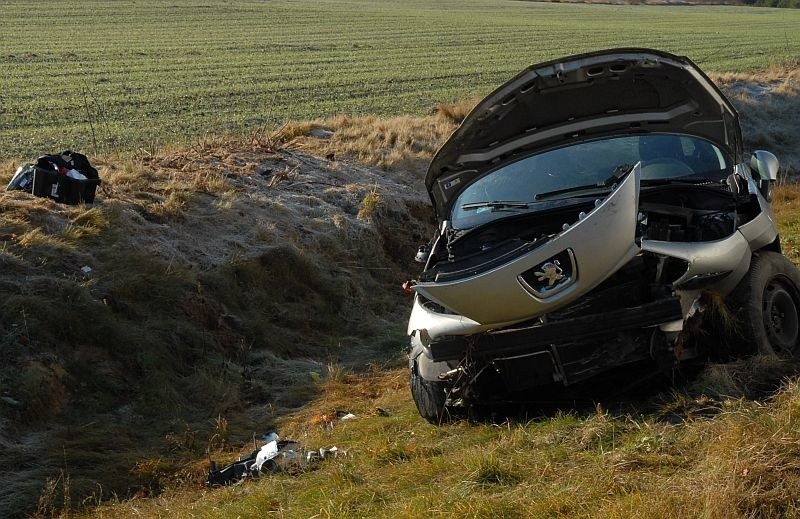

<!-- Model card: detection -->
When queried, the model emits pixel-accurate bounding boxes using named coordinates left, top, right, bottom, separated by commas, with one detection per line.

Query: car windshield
left=450, top=134, right=731, bottom=229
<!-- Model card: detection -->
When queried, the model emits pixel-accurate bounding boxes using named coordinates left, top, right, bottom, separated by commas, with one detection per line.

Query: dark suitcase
left=32, top=167, right=60, bottom=199
left=32, top=167, right=101, bottom=204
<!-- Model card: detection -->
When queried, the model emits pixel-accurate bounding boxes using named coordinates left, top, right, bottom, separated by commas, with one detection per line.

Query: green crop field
left=1, top=0, right=799, bottom=159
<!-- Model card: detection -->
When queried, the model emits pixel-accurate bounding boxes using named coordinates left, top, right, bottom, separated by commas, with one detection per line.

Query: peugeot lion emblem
left=534, top=260, right=565, bottom=287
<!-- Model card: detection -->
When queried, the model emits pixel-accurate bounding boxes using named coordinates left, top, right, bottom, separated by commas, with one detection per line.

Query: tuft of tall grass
left=278, top=113, right=459, bottom=171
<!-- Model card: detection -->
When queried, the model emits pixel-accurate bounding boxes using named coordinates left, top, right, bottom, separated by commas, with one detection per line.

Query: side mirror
left=750, top=150, right=779, bottom=202
left=415, top=244, right=431, bottom=263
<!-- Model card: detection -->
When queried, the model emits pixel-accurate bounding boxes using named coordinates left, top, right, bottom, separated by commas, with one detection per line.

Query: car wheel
left=409, top=358, right=457, bottom=425
left=728, top=251, right=800, bottom=356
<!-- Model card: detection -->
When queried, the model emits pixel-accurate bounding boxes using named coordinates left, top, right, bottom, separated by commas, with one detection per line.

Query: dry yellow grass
left=274, top=66, right=800, bottom=178
left=712, top=64, right=800, bottom=177
left=770, top=183, right=800, bottom=264
left=276, top=101, right=475, bottom=172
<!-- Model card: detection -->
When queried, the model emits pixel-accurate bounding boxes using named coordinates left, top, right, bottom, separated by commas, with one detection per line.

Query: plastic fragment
left=207, top=432, right=345, bottom=487
left=253, top=440, right=279, bottom=471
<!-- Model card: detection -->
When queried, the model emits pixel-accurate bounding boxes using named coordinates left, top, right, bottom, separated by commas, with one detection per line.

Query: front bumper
left=416, top=296, right=682, bottom=389
left=427, top=297, right=682, bottom=362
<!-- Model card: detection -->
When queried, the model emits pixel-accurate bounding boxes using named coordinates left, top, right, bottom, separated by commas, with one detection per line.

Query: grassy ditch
left=87, top=362, right=800, bottom=518
left=0, top=137, right=434, bottom=516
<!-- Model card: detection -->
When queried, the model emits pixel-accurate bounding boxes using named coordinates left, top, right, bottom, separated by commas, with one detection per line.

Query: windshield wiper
left=534, top=164, right=633, bottom=201
left=461, top=201, right=531, bottom=211
left=534, top=184, right=612, bottom=201
left=640, top=176, right=725, bottom=186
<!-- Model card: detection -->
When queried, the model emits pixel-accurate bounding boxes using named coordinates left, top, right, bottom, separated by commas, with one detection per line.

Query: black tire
left=728, top=251, right=800, bottom=356
left=409, top=358, right=456, bottom=425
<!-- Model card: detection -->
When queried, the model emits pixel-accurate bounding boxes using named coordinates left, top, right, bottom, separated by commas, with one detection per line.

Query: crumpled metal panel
left=412, top=165, right=641, bottom=326
left=641, top=232, right=750, bottom=287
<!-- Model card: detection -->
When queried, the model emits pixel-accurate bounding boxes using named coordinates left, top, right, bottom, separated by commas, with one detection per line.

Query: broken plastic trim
left=675, top=271, right=733, bottom=291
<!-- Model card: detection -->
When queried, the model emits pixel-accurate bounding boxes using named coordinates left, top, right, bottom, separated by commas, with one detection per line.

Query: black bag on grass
left=31, top=150, right=101, bottom=204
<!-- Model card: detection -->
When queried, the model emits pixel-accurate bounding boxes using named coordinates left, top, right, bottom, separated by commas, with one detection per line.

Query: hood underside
left=427, top=48, right=742, bottom=220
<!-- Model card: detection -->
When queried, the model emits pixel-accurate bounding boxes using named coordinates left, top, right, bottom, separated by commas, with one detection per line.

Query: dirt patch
left=726, top=81, right=780, bottom=98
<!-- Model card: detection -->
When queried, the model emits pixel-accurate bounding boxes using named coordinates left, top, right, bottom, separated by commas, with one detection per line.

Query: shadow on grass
left=465, top=354, right=800, bottom=425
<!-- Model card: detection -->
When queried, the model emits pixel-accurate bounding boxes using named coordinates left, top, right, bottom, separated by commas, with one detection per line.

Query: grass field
left=2, top=0, right=800, bottom=160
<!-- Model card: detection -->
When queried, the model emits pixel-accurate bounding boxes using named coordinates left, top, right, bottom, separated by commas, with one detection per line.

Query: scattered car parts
left=206, top=432, right=345, bottom=486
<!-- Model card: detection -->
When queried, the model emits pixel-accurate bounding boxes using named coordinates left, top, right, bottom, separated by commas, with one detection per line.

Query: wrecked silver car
left=407, top=48, right=800, bottom=423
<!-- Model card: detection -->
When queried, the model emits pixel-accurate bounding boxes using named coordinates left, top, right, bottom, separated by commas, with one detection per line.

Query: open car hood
left=426, top=48, right=742, bottom=220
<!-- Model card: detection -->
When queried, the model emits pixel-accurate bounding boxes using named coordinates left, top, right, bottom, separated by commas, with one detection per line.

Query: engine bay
left=421, top=183, right=745, bottom=284
left=639, top=184, right=740, bottom=243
